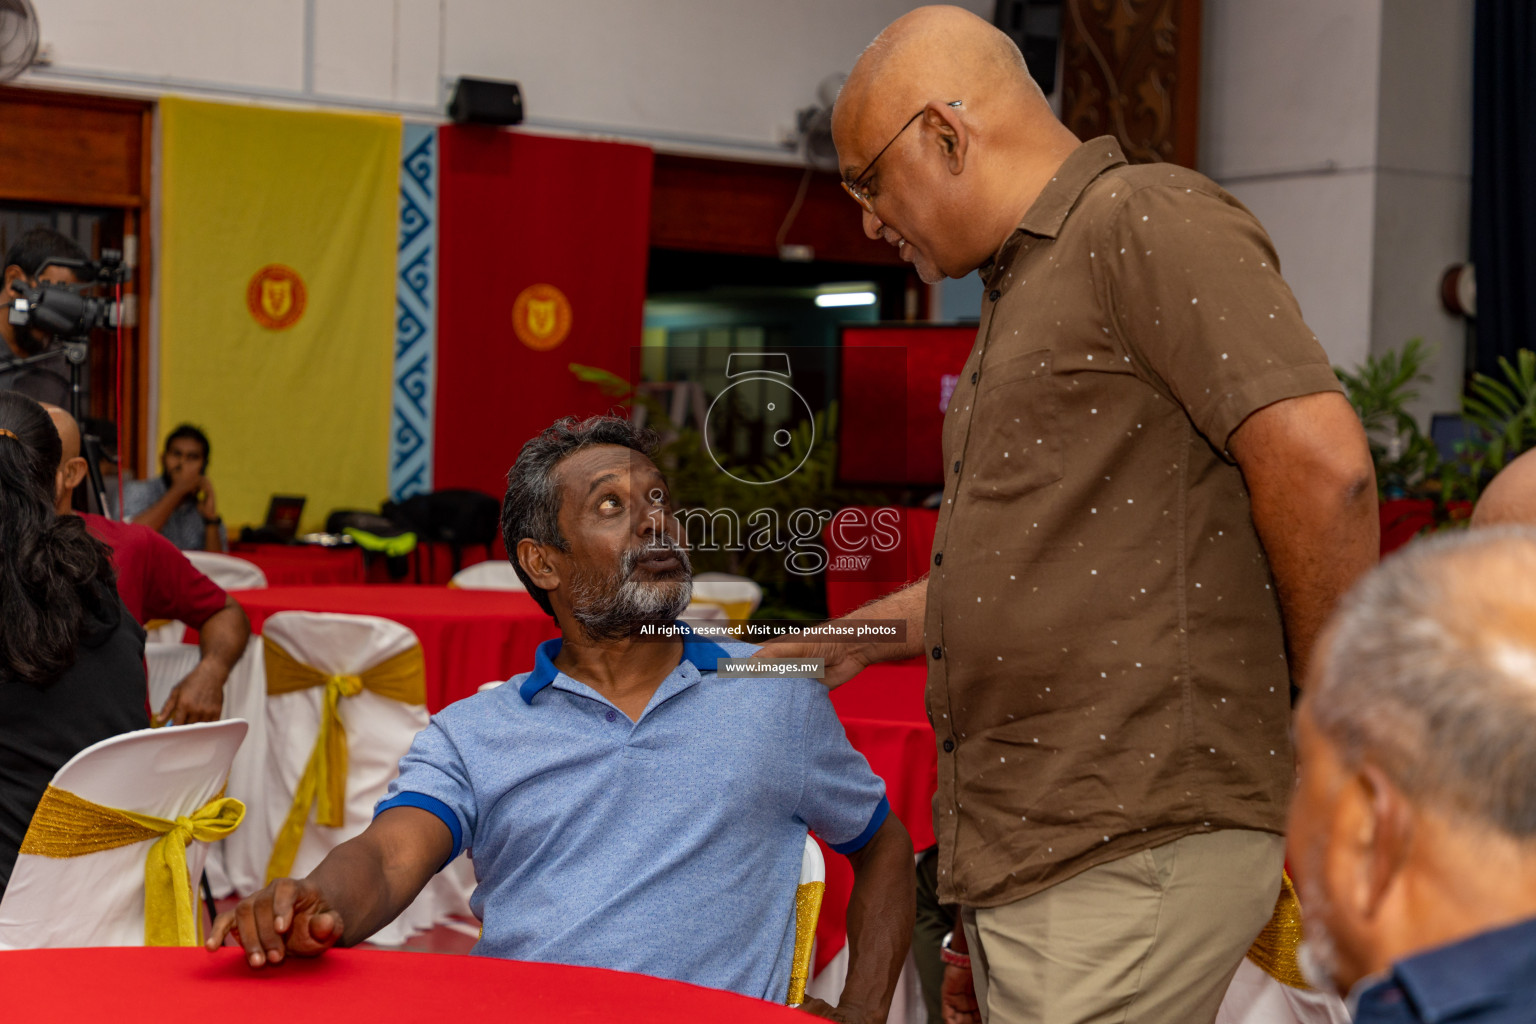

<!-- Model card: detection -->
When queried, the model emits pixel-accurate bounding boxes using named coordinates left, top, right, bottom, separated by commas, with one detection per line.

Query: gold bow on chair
left=787, top=878, right=826, bottom=1005
left=20, top=785, right=245, bottom=946
left=262, top=638, right=426, bottom=883
left=1246, top=870, right=1312, bottom=989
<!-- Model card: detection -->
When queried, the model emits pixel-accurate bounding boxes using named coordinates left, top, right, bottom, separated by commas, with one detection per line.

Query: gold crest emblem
left=512, top=284, right=572, bottom=351
left=247, top=265, right=307, bottom=330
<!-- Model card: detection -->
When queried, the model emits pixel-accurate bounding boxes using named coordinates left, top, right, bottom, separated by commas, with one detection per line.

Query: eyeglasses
left=841, top=101, right=962, bottom=214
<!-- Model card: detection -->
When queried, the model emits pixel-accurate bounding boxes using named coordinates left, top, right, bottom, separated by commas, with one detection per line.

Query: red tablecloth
left=233, top=586, right=559, bottom=712
left=816, top=659, right=937, bottom=971
left=3, top=947, right=801, bottom=1023
left=229, top=544, right=368, bottom=587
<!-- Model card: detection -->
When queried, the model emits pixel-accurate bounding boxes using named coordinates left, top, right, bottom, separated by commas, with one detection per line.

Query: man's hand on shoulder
left=752, top=635, right=870, bottom=690
left=207, top=877, right=344, bottom=967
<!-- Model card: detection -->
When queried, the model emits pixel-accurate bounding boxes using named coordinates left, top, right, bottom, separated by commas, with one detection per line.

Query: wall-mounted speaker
left=448, top=77, right=525, bottom=126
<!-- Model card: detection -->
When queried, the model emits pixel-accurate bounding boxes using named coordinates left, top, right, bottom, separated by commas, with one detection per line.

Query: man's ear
left=923, top=101, right=968, bottom=175
left=517, top=538, right=561, bottom=593
left=1351, top=764, right=1415, bottom=920
left=62, top=456, right=88, bottom=492
left=3, top=265, right=27, bottom=297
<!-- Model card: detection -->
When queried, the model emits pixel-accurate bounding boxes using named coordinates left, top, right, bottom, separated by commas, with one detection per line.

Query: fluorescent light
left=815, top=291, right=878, bottom=308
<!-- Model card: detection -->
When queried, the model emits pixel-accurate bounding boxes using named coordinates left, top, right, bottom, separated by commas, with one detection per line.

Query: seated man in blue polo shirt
left=208, top=415, right=914, bottom=1020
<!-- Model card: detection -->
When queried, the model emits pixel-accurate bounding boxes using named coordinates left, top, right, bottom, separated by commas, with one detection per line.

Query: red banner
left=435, top=127, right=653, bottom=496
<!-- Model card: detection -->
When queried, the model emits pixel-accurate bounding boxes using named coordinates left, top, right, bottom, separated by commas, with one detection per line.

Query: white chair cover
left=449, top=561, right=526, bottom=590
left=184, top=551, right=268, bottom=592
left=0, top=720, right=248, bottom=949
left=253, top=611, right=469, bottom=944
left=205, top=634, right=268, bottom=898
left=1216, top=958, right=1351, bottom=1024
left=145, top=642, right=203, bottom=714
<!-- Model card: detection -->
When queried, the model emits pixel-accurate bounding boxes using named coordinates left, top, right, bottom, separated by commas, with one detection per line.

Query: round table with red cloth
left=232, top=586, right=559, bottom=712
left=3, top=947, right=803, bottom=1022
left=228, top=543, right=369, bottom=587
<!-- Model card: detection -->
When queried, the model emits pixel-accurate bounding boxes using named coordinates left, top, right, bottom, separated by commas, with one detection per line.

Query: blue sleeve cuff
left=827, top=795, right=891, bottom=855
left=375, top=792, right=464, bottom=868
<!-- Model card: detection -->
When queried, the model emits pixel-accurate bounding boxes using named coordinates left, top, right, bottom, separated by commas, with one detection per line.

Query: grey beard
left=568, top=539, right=693, bottom=642
left=1295, top=871, right=1343, bottom=996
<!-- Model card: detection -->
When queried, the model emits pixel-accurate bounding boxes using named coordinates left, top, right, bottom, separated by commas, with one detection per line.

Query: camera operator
left=0, top=228, right=88, bottom=408
left=123, top=425, right=227, bottom=552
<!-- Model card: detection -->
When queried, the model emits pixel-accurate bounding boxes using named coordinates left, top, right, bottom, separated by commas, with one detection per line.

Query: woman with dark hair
left=0, top=390, right=148, bottom=898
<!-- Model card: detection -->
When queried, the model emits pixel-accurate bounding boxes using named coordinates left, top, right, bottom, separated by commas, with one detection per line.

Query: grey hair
left=499, top=415, right=659, bottom=617
left=1312, top=526, right=1536, bottom=838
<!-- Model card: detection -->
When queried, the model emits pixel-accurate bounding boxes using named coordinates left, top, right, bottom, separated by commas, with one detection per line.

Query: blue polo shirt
left=1351, top=915, right=1536, bottom=1023
left=375, top=628, right=889, bottom=1001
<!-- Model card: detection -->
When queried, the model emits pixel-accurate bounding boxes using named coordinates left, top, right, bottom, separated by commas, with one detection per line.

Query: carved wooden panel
left=1060, top=0, right=1202, bottom=167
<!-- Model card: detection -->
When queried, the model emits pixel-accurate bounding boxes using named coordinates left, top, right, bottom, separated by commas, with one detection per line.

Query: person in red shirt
left=46, top=406, right=250, bottom=725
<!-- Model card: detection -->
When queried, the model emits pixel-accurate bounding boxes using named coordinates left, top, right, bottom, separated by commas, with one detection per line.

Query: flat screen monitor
left=264, top=494, right=306, bottom=542
left=838, top=324, right=977, bottom=488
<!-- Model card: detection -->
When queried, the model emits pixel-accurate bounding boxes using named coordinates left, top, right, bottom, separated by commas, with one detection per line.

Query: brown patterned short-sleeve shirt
left=926, top=137, right=1342, bottom=908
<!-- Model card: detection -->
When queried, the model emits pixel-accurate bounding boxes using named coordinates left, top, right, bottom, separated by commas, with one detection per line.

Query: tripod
left=5, top=337, right=114, bottom=516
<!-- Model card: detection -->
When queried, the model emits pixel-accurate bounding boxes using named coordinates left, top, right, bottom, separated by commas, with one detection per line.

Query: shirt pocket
left=966, top=348, right=1063, bottom=499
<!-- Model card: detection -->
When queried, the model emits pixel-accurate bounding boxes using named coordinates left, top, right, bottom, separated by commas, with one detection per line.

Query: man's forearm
left=204, top=521, right=224, bottom=552
left=196, top=600, right=251, bottom=680
left=842, top=576, right=929, bottom=666
left=130, top=490, right=184, bottom=532
left=838, top=816, right=916, bottom=1022
left=304, top=812, right=445, bottom=945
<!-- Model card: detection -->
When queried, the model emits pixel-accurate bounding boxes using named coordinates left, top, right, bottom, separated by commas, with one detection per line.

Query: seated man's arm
left=157, top=598, right=251, bottom=725
left=206, top=806, right=451, bottom=966
left=827, top=815, right=915, bottom=1023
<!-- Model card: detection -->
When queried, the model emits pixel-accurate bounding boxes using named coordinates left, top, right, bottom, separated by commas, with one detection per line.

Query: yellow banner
left=159, top=97, right=400, bottom=533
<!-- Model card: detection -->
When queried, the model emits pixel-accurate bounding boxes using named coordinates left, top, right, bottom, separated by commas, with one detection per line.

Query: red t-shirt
left=82, top=513, right=228, bottom=628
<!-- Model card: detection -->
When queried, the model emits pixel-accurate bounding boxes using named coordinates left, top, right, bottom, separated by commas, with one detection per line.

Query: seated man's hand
left=206, top=877, right=344, bottom=967
left=196, top=476, right=218, bottom=521
left=796, top=996, right=867, bottom=1022
left=941, top=963, right=980, bottom=1024
left=154, top=661, right=225, bottom=726
left=167, top=458, right=202, bottom=499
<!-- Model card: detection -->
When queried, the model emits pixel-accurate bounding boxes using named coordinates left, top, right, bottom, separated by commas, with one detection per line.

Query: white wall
left=21, top=0, right=988, bottom=160
left=1200, top=0, right=1474, bottom=422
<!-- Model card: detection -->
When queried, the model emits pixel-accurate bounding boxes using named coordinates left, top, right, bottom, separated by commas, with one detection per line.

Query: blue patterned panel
left=391, top=123, right=437, bottom=502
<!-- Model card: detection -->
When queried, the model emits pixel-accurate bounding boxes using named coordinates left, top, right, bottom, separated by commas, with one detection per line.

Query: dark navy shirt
left=1354, top=916, right=1536, bottom=1023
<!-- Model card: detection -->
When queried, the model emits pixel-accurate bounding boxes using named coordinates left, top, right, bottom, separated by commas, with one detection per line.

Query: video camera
left=6, top=250, right=131, bottom=341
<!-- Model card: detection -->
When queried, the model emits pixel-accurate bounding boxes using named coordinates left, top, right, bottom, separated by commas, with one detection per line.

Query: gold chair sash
left=262, top=638, right=426, bottom=883
left=1246, top=870, right=1311, bottom=989
left=19, top=784, right=245, bottom=947
left=786, top=879, right=825, bottom=1006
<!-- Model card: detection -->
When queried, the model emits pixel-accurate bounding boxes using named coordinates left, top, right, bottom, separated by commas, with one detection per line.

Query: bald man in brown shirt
left=763, top=7, right=1378, bottom=1023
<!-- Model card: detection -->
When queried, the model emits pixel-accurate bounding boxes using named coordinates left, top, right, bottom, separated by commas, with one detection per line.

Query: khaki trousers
left=960, top=829, right=1284, bottom=1024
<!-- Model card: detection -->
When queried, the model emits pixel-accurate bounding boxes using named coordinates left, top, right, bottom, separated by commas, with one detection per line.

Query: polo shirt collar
left=1370, top=915, right=1536, bottom=1022
left=517, top=622, right=733, bottom=704
left=980, top=135, right=1127, bottom=285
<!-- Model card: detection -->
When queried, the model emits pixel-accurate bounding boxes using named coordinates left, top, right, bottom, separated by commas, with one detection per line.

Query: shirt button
left=934, top=552, right=943, bottom=566
left=932, top=645, right=943, bottom=660
left=989, top=289, right=1001, bottom=301
left=953, top=460, right=961, bottom=473
left=970, top=371, right=979, bottom=384
left=943, top=739, right=955, bottom=753
left=605, top=710, right=616, bottom=722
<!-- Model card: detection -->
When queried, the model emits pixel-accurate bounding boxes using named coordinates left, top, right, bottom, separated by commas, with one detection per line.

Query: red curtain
left=435, top=127, right=653, bottom=497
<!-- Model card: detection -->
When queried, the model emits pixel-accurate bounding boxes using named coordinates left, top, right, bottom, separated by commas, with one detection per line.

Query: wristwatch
left=202, top=515, right=222, bottom=525
left=940, top=930, right=971, bottom=969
